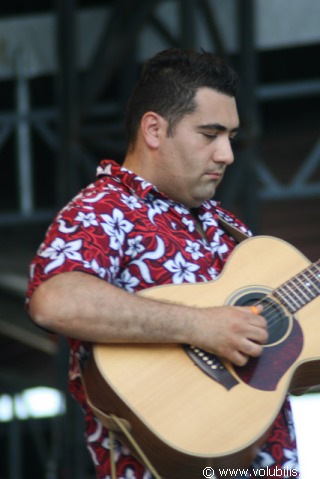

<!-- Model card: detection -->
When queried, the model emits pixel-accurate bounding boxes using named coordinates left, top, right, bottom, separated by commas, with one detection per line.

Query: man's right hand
left=186, top=304, right=268, bottom=367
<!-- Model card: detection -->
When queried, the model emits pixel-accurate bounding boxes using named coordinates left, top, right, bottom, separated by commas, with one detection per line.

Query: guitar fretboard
left=273, top=259, right=320, bottom=314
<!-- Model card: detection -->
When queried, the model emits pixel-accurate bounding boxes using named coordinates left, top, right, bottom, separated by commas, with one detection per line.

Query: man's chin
left=190, top=190, right=217, bottom=208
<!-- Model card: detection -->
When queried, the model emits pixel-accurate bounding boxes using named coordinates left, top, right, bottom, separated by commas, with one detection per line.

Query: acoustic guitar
left=82, top=236, right=320, bottom=479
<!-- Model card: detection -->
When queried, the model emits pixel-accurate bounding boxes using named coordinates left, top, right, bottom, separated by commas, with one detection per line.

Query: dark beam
left=198, top=0, right=226, bottom=55
left=79, top=0, right=161, bottom=120
left=55, top=0, right=79, bottom=204
left=179, top=0, right=197, bottom=48
left=236, top=0, right=261, bottom=230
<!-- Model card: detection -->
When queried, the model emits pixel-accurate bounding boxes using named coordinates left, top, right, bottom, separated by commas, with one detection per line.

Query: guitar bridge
left=184, top=345, right=239, bottom=390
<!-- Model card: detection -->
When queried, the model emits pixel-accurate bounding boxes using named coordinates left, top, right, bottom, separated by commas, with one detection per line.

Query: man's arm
left=29, top=271, right=267, bottom=367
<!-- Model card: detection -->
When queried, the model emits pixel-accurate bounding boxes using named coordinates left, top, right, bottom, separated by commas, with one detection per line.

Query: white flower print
left=238, top=224, right=252, bottom=236
left=120, top=468, right=137, bottom=479
left=173, top=203, right=189, bottom=215
left=40, top=238, right=83, bottom=273
left=101, top=209, right=134, bottom=251
left=75, top=211, right=98, bottom=227
left=125, top=235, right=145, bottom=258
left=82, top=191, right=108, bottom=203
left=164, top=252, right=199, bottom=283
left=146, top=198, right=170, bottom=224
left=109, top=256, right=120, bottom=281
left=114, top=270, right=140, bottom=292
left=121, top=193, right=142, bottom=210
left=207, top=267, right=219, bottom=280
left=216, top=211, right=252, bottom=237
left=209, top=231, right=228, bottom=258
left=282, top=448, right=299, bottom=470
left=217, top=226, right=227, bottom=237
left=182, top=216, right=195, bottom=233
left=202, top=200, right=217, bottom=210
left=83, top=259, right=106, bottom=278
left=185, top=239, right=204, bottom=260
left=139, top=179, right=152, bottom=191
left=106, top=183, right=121, bottom=192
left=101, top=435, right=121, bottom=459
left=198, top=211, right=218, bottom=231
left=171, top=221, right=177, bottom=230
left=57, top=218, right=78, bottom=233
left=130, top=236, right=165, bottom=284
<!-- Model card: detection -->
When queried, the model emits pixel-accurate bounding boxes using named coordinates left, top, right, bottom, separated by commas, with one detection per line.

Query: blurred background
left=0, top=0, right=319, bottom=477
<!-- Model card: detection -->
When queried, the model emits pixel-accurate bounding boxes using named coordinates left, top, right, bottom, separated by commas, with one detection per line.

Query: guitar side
left=84, top=236, right=320, bottom=478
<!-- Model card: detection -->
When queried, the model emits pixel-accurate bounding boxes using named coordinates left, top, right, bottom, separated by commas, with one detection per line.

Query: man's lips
left=205, top=171, right=223, bottom=180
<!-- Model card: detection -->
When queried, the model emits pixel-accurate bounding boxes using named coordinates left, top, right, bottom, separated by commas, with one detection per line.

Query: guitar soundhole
left=234, top=292, right=291, bottom=345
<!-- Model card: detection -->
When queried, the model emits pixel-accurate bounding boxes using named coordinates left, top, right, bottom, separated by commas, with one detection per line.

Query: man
left=26, top=48, right=299, bottom=478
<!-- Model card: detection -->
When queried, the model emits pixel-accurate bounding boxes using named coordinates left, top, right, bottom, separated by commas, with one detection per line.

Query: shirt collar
left=96, top=159, right=221, bottom=211
left=96, top=159, right=156, bottom=200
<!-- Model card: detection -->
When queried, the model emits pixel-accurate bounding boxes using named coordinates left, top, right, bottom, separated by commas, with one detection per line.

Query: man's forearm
left=28, top=271, right=194, bottom=344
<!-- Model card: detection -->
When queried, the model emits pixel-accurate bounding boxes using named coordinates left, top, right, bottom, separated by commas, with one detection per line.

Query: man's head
left=125, top=48, right=239, bottom=150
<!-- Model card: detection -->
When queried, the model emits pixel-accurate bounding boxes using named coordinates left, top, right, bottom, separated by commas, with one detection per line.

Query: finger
left=235, top=305, right=267, bottom=328
left=241, top=338, right=264, bottom=358
left=247, top=310, right=268, bottom=330
left=231, top=350, right=250, bottom=367
left=247, top=325, right=269, bottom=344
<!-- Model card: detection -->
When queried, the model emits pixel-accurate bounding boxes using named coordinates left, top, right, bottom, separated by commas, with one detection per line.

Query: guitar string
left=247, top=265, right=320, bottom=332
left=250, top=298, right=286, bottom=331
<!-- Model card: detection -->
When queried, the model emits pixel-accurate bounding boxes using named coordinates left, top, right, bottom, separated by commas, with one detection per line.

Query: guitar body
left=83, top=236, right=320, bottom=479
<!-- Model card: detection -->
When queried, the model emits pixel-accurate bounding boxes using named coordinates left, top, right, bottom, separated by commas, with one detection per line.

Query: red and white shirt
left=26, top=159, right=299, bottom=479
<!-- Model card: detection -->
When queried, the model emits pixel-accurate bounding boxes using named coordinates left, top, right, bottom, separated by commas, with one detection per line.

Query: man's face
left=155, top=87, right=239, bottom=208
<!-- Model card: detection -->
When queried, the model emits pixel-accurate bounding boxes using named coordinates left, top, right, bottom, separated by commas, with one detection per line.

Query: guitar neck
left=273, top=259, right=320, bottom=314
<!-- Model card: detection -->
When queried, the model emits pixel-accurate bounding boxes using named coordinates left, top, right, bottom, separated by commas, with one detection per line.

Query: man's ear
left=141, top=112, right=166, bottom=149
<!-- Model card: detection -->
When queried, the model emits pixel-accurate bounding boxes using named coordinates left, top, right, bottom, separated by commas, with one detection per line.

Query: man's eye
left=203, top=133, right=217, bottom=140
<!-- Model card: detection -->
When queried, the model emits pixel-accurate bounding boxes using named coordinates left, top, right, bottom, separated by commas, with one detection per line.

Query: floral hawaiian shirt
left=26, top=159, right=299, bottom=479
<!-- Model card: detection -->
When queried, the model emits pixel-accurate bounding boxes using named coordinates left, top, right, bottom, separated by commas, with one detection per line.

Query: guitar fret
left=298, top=272, right=318, bottom=299
left=274, top=287, right=298, bottom=314
left=274, top=260, right=320, bottom=314
left=295, top=275, right=314, bottom=301
left=285, top=281, right=307, bottom=308
left=307, top=264, right=320, bottom=293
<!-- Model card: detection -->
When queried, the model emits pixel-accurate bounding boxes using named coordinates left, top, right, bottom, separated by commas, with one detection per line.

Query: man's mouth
left=205, top=171, right=223, bottom=180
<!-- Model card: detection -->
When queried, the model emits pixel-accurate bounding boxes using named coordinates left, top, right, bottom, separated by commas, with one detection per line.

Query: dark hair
left=125, top=48, right=239, bottom=148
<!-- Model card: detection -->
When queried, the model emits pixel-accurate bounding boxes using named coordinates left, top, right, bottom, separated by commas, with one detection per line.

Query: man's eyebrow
left=197, top=123, right=239, bottom=134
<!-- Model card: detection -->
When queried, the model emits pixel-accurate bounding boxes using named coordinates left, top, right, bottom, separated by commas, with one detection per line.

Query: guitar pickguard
left=234, top=317, right=303, bottom=391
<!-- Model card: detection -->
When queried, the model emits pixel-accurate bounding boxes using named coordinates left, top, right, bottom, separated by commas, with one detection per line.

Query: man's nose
left=213, top=137, right=234, bottom=165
